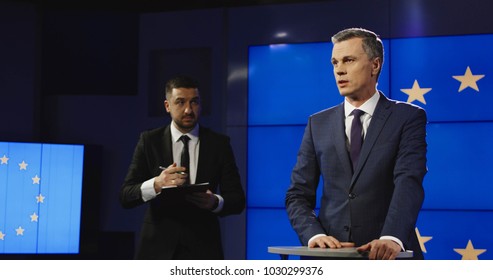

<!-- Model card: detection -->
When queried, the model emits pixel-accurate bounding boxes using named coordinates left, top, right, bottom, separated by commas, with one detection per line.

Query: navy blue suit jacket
left=285, top=92, right=427, bottom=259
left=120, top=125, right=245, bottom=259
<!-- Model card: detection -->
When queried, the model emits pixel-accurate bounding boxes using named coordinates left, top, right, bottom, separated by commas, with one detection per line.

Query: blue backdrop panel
left=247, top=125, right=303, bottom=208
left=248, top=41, right=390, bottom=126
left=248, top=125, right=323, bottom=208
left=390, top=34, right=493, bottom=121
left=416, top=210, right=493, bottom=260
left=247, top=208, right=301, bottom=260
left=423, top=122, right=493, bottom=210
left=0, top=142, right=84, bottom=254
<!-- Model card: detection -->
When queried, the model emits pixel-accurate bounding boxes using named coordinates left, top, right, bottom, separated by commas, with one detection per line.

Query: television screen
left=0, top=142, right=84, bottom=254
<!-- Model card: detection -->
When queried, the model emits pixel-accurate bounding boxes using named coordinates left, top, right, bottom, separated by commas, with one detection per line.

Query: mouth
left=338, top=80, right=349, bottom=87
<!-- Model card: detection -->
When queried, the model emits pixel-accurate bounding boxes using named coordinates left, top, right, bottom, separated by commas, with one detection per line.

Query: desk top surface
left=268, top=246, right=413, bottom=259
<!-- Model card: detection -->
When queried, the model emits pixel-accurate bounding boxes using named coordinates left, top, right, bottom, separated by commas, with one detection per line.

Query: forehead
left=331, top=37, right=366, bottom=59
left=169, top=87, right=199, bottom=99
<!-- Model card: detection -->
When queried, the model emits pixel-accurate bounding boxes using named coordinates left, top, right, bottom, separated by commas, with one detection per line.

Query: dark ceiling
left=18, top=0, right=327, bottom=12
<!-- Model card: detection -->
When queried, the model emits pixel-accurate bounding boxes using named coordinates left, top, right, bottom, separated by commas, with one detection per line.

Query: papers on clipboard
left=160, top=182, right=210, bottom=194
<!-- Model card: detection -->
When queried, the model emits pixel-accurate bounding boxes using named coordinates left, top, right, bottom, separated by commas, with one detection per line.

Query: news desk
left=268, top=246, right=413, bottom=260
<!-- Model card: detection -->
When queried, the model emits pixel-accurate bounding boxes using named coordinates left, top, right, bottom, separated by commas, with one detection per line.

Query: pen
left=159, top=166, right=186, bottom=175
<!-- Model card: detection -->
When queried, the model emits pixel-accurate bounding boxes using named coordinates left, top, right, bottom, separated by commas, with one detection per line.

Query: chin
left=338, top=89, right=351, bottom=96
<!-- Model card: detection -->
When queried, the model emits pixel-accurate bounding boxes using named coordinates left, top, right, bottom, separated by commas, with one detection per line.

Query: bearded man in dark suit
left=120, top=76, right=245, bottom=259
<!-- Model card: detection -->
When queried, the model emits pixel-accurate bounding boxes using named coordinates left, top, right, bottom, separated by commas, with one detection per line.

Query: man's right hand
left=153, top=163, right=188, bottom=193
left=308, top=235, right=355, bottom=249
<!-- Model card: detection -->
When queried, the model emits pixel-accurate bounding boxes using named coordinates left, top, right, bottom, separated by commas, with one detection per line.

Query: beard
left=174, top=114, right=198, bottom=132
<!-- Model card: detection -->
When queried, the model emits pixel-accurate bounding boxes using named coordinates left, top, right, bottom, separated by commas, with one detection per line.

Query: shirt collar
left=344, top=91, right=380, bottom=118
left=170, top=121, right=199, bottom=143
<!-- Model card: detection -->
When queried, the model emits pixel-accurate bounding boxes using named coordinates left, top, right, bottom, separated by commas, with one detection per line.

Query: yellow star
left=32, top=175, right=41, bottom=184
left=454, top=240, right=486, bottom=260
left=18, top=160, right=28, bottom=170
left=0, top=155, right=8, bottom=164
left=452, top=66, right=485, bottom=92
left=15, top=226, right=25, bottom=236
left=400, top=80, right=432, bottom=105
left=415, top=227, right=432, bottom=253
left=0, top=231, right=5, bottom=240
left=36, top=194, right=45, bottom=203
left=30, top=212, right=39, bottom=222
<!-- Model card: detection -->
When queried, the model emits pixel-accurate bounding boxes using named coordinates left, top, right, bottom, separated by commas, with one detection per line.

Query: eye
left=344, top=58, right=355, bottom=64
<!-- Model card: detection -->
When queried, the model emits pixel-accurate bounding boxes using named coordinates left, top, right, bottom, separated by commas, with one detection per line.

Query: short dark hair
left=331, top=28, right=384, bottom=79
left=165, top=76, right=200, bottom=99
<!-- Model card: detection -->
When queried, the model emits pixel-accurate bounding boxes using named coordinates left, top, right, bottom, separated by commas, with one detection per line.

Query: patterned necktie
left=179, top=135, right=191, bottom=184
left=350, top=109, right=365, bottom=171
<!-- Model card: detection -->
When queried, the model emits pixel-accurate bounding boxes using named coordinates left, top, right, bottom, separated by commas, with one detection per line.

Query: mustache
left=182, top=113, right=195, bottom=118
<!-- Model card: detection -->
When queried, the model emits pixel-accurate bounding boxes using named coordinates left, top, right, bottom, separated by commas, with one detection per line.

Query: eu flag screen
left=0, top=142, right=84, bottom=254
left=247, top=34, right=493, bottom=259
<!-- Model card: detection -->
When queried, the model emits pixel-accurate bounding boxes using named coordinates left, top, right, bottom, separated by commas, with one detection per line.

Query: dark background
left=1, top=0, right=492, bottom=259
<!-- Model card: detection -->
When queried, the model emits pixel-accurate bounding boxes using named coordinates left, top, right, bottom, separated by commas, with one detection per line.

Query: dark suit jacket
left=120, top=125, right=245, bottom=259
left=285, top=92, right=427, bottom=259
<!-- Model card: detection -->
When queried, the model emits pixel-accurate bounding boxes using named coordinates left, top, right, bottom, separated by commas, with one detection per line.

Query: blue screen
left=247, top=34, right=493, bottom=260
left=0, top=142, right=84, bottom=254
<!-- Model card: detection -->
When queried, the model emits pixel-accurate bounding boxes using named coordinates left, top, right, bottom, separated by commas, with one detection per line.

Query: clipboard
left=160, top=182, right=210, bottom=194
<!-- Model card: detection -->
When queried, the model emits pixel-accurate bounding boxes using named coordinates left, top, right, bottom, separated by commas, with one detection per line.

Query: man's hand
left=308, top=235, right=355, bottom=249
left=186, top=190, right=218, bottom=210
left=357, top=239, right=401, bottom=260
left=153, top=163, right=188, bottom=193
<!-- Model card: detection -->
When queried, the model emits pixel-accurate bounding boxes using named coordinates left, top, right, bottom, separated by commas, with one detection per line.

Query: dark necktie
left=350, top=109, right=365, bottom=171
left=179, top=135, right=191, bottom=184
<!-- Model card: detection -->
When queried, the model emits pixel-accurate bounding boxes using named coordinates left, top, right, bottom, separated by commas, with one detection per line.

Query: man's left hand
left=356, top=239, right=401, bottom=260
left=186, top=190, right=218, bottom=210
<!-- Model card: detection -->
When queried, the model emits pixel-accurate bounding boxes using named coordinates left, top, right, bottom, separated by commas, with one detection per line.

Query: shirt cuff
left=308, top=234, right=327, bottom=246
left=141, top=177, right=158, bottom=202
left=380, top=235, right=405, bottom=251
left=211, top=194, right=224, bottom=213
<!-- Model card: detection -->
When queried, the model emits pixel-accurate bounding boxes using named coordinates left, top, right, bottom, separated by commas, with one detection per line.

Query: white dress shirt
left=344, top=90, right=380, bottom=146
left=140, top=121, right=224, bottom=213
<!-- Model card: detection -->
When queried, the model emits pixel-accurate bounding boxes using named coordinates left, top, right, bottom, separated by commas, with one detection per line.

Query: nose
left=333, top=64, right=346, bottom=77
left=184, top=102, right=193, bottom=114
left=335, top=66, right=346, bottom=77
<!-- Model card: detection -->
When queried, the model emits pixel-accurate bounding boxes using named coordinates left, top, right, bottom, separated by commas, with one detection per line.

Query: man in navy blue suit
left=285, top=28, right=427, bottom=260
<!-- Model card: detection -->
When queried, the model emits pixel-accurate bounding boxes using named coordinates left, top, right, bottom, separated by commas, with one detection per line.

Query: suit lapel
left=195, top=126, right=208, bottom=184
left=332, top=104, right=353, bottom=176
left=161, top=125, right=174, bottom=167
left=350, top=92, right=393, bottom=187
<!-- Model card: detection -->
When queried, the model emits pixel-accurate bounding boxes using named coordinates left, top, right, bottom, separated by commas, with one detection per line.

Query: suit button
left=344, top=226, right=350, bottom=232
left=349, top=193, right=356, bottom=199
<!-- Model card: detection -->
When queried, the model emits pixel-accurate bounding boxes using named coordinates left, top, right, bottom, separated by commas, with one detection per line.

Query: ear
left=164, top=99, right=170, bottom=113
left=371, top=57, right=382, bottom=77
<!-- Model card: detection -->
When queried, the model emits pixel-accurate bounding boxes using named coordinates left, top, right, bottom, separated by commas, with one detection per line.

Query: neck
left=345, top=88, right=377, bottom=108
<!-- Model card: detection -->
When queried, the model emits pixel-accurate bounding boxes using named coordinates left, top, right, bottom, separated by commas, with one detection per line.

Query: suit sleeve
left=216, top=137, right=246, bottom=216
left=285, top=118, right=326, bottom=245
left=119, top=132, right=151, bottom=209
left=382, top=107, right=427, bottom=247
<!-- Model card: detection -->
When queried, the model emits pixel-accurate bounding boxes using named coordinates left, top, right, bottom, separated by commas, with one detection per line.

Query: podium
left=268, top=246, right=413, bottom=260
